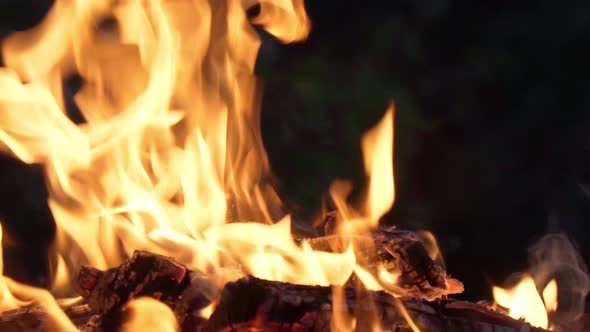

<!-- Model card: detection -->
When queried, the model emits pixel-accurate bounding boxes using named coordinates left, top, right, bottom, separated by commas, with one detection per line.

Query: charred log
left=75, top=251, right=217, bottom=331
left=1, top=251, right=550, bottom=332
left=0, top=301, right=94, bottom=332
left=304, top=216, right=463, bottom=301
left=204, top=276, right=548, bottom=332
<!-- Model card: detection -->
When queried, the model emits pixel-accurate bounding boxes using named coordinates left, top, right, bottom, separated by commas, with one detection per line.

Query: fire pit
left=0, top=0, right=587, bottom=331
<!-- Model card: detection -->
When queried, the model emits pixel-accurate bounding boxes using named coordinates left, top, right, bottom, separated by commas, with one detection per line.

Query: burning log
left=0, top=250, right=548, bottom=332
left=77, top=251, right=548, bottom=332
left=0, top=301, right=93, bottom=332
left=76, top=251, right=219, bottom=331
left=204, top=276, right=549, bottom=332
left=304, top=220, right=464, bottom=300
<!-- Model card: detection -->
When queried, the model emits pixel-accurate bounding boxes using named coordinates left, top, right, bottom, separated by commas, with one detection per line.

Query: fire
left=0, top=225, right=80, bottom=331
left=329, top=104, right=395, bottom=235
left=121, top=297, right=179, bottom=332
left=0, top=0, right=397, bottom=329
left=1, top=0, right=327, bottom=289
left=361, top=104, right=395, bottom=226
left=0, top=0, right=579, bottom=331
left=542, top=279, right=558, bottom=313
left=493, top=274, right=558, bottom=329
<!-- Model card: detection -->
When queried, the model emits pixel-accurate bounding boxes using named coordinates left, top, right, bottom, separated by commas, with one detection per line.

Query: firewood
left=203, top=276, right=549, bottom=332
left=0, top=300, right=94, bottom=332
left=303, top=224, right=463, bottom=301
left=75, top=251, right=218, bottom=331
left=0, top=249, right=551, bottom=332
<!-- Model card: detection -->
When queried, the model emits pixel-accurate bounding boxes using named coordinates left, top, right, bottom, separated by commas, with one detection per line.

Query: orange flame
left=0, top=1, right=407, bottom=330
left=0, top=1, right=461, bottom=332
left=492, top=234, right=590, bottom=330
left=0, top=224, right=80, bottom=331
left=330, top=103, right=395, bottom=236
left=361, top=104, right=395, bottom=225
left=493, top=274, right=557, bottom=329
left=0, top=0, right=323, bottom=291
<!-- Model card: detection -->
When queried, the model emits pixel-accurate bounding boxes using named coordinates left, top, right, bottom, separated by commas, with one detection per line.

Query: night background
left=1, top=0, right=589, bottom=310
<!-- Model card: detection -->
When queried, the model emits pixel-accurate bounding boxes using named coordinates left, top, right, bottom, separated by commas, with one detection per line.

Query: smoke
left=528, top=234, right=590, bottom=330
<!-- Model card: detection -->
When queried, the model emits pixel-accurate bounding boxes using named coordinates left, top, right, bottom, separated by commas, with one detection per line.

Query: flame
left=528, top=234, right=590, bottom=328
left=361, top=103, right=395, bottom=226
left=393, top=298, right=421, bottom=332
left=0, top=0, right=408, bottom=329
left=0, top=0, right=401, bottom=286
left=542, top=279, right=558, bottom=313
left=326, top=104, right=399, bottom=331
left=330, top=103, right=395, bottom=236
left=492, top=234, right=590, bottom=330
left=331, top=285, right=356, bottom=332
left=0, top=0, right=334, bottom=290
left=198, top=302, right=217, bottom=320
left=0, top=224, right=80, bottom=331
left=121, top=297, right=178, bottom=332
left=493, top=274, right=557, bottom=329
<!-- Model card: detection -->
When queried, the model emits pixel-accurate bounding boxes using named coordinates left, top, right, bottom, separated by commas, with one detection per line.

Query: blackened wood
left=304, top=226, right=463, bottom=301
left=77, top=251, right=189, bottom=313
left=0, top=301, right=94, bottom=332
left=0, top=251, right=554, bottom=332
left=75, top=251, right=215, bottom=331
left=204, top=276, right=549, bottom=332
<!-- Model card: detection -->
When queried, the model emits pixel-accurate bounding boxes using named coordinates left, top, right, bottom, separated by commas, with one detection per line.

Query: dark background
left=1, top=0, right=589, bottom=304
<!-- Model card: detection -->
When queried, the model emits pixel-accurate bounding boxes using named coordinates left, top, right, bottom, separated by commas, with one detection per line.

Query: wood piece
left=0, top=251, right=556, bottom=332
left=77, top=251, right=189, bottom=313
left=204, top=276, right=549, bottom=332
left=76, top=251, right=217, bottom=331
left=304, top=224, right=463, bottom=301
left=0, top=301, right=94, bottom=332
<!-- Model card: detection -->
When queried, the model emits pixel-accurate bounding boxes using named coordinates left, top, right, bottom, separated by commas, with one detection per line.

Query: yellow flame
left=251, top=0, right=311, bottom=43
left=493, top=274, right=553, bottom=329
left=121, top=297, right=178, bottom=332
left=361, top=103, right=395, bottom=226
left=543, top=279, right=558, bottom=313
left=393, top=298, right=421, bottom=332
left=324, top=104, right=398, bottom=329
left=1, top=224, right=80, bottom=331
left=198, top=302, right=217, bottom=320
left=331, top=285, right=356, bottom=332
left=330, top=104, right=395, bottom=237
left=0, top=0, right=339, bottom=290
left=0, top=0, right=403, bottom=330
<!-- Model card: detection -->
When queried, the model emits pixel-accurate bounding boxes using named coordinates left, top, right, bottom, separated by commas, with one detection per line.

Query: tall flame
left=0, top=0, right=322, bottom=291
left=0, top=2, right=404, bottom=331
left=329, top=103, right=395, bottom=236
left=361, top=104, right=395, bottom=225
left=4, top=1, right=581, bottom=331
